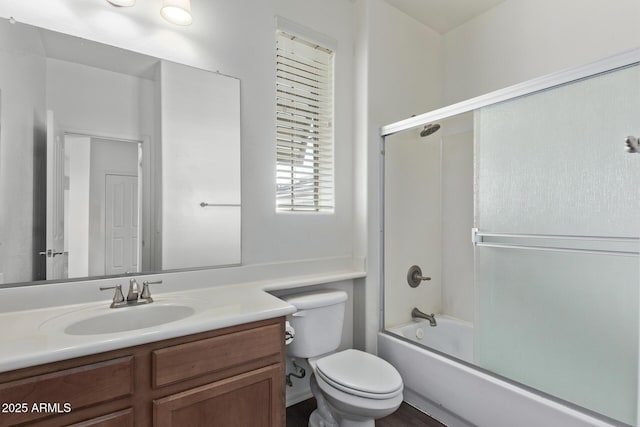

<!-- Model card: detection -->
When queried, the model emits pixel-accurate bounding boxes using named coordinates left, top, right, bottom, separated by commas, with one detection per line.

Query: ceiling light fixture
left=161, top=0, right=193, bottom=26
left=106, top=0, right=136, bottom=6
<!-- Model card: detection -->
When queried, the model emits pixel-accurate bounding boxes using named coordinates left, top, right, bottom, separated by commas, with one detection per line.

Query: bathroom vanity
left=0, top=279, right=314, bottom=427
left=0, top=317, right=285, bottom=427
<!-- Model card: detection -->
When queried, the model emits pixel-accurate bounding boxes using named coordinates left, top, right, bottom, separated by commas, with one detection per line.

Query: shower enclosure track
left=472, top=228, right=640, bottom=257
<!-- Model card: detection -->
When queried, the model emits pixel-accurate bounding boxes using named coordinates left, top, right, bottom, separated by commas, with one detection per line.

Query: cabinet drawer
left=68, top=408, right=134, bottom=427
left=0, top=357, right=133, bottom=426
left=152, top=323, right=282, bottom=387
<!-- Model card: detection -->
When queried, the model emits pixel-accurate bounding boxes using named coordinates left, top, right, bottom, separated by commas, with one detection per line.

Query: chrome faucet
left=100, top=279, right=163, bottom=308
left=412, top=307, right=437, bottom=327
left=127, top=278, right=140, bottom=302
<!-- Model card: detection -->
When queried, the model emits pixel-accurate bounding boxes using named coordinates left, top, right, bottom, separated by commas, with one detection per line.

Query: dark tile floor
left=286, top=398, right=447, bottom=427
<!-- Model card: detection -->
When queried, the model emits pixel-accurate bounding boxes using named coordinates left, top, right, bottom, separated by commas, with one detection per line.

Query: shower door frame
left=379, top=48, right=640, bottom=138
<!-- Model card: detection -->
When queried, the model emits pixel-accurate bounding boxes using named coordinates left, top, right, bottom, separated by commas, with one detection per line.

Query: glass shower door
left=474, top=63, right=640, bottom=425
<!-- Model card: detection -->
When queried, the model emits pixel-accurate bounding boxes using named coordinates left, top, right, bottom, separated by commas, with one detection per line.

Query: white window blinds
left=276, top=30, right=334, bottom=212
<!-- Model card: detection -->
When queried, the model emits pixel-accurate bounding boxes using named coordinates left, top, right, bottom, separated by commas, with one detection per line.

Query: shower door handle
left=625, top=136, right=639, bottom=153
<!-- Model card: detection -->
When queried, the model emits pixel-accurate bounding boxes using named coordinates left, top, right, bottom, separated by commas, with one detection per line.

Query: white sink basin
left=40, top=303, right=196, bottom=336
left=66, top=304, right=195, bottom=335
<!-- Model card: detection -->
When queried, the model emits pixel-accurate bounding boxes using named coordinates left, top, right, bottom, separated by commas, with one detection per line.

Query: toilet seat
left=315, top=349, right=403, bottom=400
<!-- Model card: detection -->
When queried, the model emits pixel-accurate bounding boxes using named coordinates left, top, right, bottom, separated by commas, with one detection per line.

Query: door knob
left=38, top=249, right=65, bottom=257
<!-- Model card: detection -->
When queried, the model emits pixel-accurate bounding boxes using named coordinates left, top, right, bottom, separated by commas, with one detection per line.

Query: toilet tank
left=282, top=290, right=348, bottom=358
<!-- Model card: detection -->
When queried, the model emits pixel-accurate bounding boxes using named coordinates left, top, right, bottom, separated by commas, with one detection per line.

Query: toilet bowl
left=283, top=290, right=403, bottom=427
left=310, top=349, right=403, bottom=427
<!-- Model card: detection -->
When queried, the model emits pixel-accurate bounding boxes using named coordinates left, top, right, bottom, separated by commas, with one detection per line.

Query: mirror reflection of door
left=45, top=110, right=66, bottom=280
left=104, top=174, right=139, bottom=275
left=63, top=134, right=141, bottom=278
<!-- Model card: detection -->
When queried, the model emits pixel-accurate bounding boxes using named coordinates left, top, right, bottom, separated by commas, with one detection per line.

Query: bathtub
left=379, top=316, right=622, bottom=427
left=389, top=316, right=474, bottom=364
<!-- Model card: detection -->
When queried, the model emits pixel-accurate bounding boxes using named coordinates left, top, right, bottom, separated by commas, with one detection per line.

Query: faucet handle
left=143, top=280, right=163, bottom=286
left=100, top=285, right=125, bottom=305
left=407, top=265, right=431, bottom=288
left=141, top=280, right=162, bottom=301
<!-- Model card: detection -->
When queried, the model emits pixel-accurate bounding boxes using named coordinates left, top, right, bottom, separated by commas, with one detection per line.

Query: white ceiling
left=384, top=0, right=507, bottom=34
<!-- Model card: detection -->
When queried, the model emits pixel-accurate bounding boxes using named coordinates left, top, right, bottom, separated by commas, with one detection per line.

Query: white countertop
left=0, top=284, right=295, bottom=373
left=0, top=269, right=365, bottom=373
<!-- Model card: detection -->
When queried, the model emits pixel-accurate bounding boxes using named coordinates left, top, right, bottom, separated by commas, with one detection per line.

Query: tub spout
left=412, top=307, right=437, bottom=327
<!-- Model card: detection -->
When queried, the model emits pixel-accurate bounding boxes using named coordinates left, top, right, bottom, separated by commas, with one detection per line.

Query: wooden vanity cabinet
left=0, top=317, right=285, bottom=427
left=153, top=364, right=281, bottom=427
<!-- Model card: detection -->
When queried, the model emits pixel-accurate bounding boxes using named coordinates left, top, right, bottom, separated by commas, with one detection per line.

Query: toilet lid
left=315, top=349, right=403, bottom=400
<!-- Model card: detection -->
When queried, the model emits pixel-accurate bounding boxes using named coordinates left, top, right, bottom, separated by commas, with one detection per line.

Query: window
left=276, top=30, right=334, bottom=212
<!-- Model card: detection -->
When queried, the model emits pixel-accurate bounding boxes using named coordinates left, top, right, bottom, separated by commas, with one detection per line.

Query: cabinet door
left=153, top=364, right=283, bottom=427
left=0, top=357, right=133, bottom=426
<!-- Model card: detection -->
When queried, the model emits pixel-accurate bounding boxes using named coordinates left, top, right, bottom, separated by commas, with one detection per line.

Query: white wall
left=440, top=128, right=474, bottom=322
left=383, top=130, right=442, bottom=328
left=443, top=0, right=640, bottom=104
left=355, top=0, right=443, bottom=350
left=365, top=0, right=443, bottom=124
left=383, top=113, right=475, bottom=327
left=0, top=22, right=47, bottom=283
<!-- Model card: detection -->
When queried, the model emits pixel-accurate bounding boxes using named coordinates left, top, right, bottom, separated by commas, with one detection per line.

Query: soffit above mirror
left=38, top=27, right=159, bottom=79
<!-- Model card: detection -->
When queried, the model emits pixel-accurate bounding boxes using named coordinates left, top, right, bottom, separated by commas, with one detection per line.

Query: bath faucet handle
left=100, top=284, right=125, bottom=307
left=141, top=280, right=162, bottom=302
left=407, top=265, right=431, bottom=288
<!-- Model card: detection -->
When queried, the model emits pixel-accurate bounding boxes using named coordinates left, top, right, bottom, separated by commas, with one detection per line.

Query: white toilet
left=283, top=290, right=403, bottom=427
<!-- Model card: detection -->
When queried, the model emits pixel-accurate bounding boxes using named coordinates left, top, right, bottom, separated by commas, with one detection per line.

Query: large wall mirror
left=0, top=18, right=241, bottom=288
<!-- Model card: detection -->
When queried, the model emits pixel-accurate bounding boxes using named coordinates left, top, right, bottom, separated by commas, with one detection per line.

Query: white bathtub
left=389, top=316, right=474, bottom=363
left=379, top=317, right=621, bottom=427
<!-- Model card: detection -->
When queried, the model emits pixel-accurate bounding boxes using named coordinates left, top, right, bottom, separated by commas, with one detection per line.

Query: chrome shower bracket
left=472, top=227, right=480, bottom=245
left=407, top=265, right=431, bottom=288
